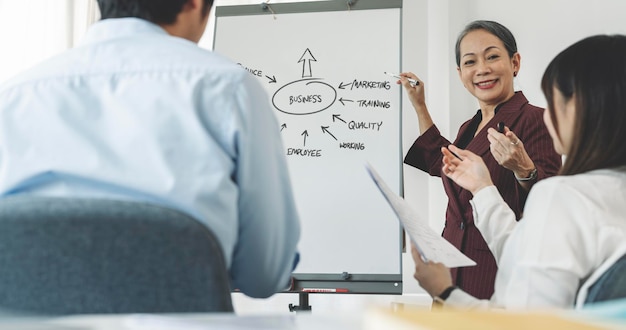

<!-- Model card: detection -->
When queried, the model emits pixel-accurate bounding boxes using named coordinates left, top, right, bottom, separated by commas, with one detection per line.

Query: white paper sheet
left=366, top=163, right=476, bottom=268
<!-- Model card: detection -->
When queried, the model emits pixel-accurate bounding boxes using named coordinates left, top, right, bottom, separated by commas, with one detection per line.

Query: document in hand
left=366, top=163, right=476, bottom=268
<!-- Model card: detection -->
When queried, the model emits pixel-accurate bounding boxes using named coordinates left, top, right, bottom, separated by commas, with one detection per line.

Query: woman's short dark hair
left=455, top=20, right=518, bottom=67
left=97, top=0, right=214, bottom=25
left=541, top=34, right=626, bottom=175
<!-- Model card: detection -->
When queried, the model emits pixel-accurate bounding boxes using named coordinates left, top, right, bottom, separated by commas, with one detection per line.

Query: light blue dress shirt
left=0, top=18, right=301, bottom=298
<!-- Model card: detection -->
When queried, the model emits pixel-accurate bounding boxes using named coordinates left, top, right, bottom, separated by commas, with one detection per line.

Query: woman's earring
left=514, top=71, right=517, bottom=77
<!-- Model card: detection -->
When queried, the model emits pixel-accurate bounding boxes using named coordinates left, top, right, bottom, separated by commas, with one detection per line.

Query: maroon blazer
left=404, top=92, right=562, bottom=299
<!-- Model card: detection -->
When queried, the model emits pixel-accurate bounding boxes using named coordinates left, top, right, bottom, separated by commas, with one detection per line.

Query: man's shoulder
left=127, top=37, right=248, bottom=81
left=2, top=37, right=247, bottom=92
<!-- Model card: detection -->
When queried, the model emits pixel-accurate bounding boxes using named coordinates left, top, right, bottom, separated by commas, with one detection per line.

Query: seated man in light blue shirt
left=0, top=0, right=301, bottom=298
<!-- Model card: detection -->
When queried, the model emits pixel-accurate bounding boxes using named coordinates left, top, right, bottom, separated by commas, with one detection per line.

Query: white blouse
left=446, top=168, right=626, bottom=309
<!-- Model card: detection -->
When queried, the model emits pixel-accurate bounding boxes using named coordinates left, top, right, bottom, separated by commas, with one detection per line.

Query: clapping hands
left=441, top=145, right=494, bottom=196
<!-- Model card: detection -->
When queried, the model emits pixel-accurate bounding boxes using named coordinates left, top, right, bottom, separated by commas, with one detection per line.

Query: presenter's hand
left=411, top=244, right=452, bottom=298
left=396, top=72, right=425, bottom=110
left=487, top=127, right=535, bottom=178
left=441, top=145, right=493, bottom=196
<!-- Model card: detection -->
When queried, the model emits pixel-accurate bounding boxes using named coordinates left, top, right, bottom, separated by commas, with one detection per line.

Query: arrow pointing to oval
left=301, top=130, right=309, bottom=146
left=339, top=98, right=354, bottom=106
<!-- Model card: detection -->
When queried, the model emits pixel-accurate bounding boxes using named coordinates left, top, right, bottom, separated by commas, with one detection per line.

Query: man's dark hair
left=97, top=0, right=214, bottom=25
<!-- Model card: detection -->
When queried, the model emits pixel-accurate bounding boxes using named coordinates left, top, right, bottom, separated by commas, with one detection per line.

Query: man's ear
left=182, top=0, right=202, bottom=12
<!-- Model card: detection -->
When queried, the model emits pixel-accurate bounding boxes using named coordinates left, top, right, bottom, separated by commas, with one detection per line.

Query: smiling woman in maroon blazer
left=395, top=20, right=562, bottom=300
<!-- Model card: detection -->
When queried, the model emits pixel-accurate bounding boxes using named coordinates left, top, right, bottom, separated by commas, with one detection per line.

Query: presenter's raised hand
left=396, top=72, right=424, bottom=108
left=395, top=72, right=433, bottom=134
left=441, top=145, right=493, bottom=196
left=487, top=127, right=535, bottom=180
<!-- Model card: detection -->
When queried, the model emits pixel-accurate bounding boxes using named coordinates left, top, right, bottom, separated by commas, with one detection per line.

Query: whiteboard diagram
left=214, top=1, right=403, bottom=292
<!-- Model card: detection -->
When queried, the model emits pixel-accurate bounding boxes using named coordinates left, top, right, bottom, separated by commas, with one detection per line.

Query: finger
left=486, top=127, right=504, bottom=138
left=505, top=131, right=521, bottom=146
left=441, top=147, right=460, bottom=163
left=487, top=130, right=499, bottom=143
left=411, top=244, right=430, bottom=268
left=410, top=244, right=424, bottom=266
left=400, top=72, right=418, bottom=80
left=399, top=73, right=423, bottom=89
left=488, top=136, right=505, bottom=153
left=448, top=145, right=477, bottom=160
left=442, top=156, right=459, bottom=169
left=488, top=130, right=515, bottom=149
left=489, top=148, right=504, bottom=165
left=442, top=164, right=455, bottom=179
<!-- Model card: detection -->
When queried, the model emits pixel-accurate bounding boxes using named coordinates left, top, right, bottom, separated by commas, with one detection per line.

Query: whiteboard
left=214, top=0, right=403, bottom=291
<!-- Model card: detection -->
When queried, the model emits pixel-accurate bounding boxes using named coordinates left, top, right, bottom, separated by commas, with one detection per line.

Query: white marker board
left=214, top=0, right=403, bottom=293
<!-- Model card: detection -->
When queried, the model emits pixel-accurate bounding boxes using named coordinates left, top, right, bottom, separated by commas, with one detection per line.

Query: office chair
left=584, top=253, right=626, bottom=305
left=0, top=196, right=234, bottom=315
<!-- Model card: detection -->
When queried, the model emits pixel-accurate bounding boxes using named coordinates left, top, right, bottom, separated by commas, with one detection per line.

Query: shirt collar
left=79, top=18, right=169, bottom=46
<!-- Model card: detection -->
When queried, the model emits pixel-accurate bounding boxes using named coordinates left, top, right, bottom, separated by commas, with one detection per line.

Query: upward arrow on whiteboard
left=298, top=48, right=317, bottom=78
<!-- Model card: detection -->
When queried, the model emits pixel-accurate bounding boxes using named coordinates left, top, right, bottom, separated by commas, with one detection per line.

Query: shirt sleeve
left=461, top=179, right=599, bottom=309
left=470, top=186, right=518, bottom=263
left=228, top=74, right=301, bottom=298
left=442, top=288, right=495, bottom=309
left=494, top=180, right=596, bottom=308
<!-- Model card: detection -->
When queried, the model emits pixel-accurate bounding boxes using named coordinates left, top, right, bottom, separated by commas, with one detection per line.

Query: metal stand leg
left=288, top=293, right=312, bottom=313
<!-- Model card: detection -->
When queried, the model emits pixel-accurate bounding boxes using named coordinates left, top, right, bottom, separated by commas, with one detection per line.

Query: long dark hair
left=455, top=20, right=517, bottom=67
left=97, top=0, right=213, bottom=25
left=541, top=35, right=626, bottom=175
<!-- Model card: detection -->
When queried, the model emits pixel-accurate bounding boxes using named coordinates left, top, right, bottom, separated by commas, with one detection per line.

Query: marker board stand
left=213, top=0, right=404, bottom=300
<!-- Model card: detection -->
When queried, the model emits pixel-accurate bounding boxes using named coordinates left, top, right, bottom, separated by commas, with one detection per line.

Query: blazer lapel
left=465, top=92, right=529, bottom=157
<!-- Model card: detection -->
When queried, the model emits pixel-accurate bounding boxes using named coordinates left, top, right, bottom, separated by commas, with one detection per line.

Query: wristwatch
left=515, top=168, right=537, bottom=182
left=433, top=285, right=457, bottom=305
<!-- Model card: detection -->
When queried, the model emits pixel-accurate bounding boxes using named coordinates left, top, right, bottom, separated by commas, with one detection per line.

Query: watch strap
left=515, top=168, right=537, bottom=181
left=436, top=285, right=457, bottom=301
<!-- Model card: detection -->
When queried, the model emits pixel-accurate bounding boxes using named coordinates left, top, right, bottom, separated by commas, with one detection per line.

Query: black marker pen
left=497, top=121, right=505, bottom=133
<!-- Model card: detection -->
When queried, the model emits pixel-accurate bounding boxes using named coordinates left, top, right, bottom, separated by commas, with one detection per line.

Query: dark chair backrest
left=0, top=196, right=234, bottom=315
left=584, top=253, right=626, bottom=305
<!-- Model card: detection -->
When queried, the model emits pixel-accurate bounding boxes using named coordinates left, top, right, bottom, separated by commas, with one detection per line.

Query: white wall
left=0, top=0, right=99, bottom=84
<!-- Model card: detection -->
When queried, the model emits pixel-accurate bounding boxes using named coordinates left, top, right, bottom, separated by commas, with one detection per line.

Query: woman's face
left=457, top=29, right=520, bottom=109
left=544, top=87, right=576, bottom=155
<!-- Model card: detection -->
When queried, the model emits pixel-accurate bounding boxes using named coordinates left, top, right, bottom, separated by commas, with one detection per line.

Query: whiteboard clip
left=261, top=1, right=277, bottom=19
left=347, top=0, right=357, bottom=10
left=341, top=271, right=351, bottom=280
